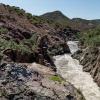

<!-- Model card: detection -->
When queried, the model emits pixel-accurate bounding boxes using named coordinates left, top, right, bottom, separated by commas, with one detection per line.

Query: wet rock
left=63, top=43, right=70, bottom=53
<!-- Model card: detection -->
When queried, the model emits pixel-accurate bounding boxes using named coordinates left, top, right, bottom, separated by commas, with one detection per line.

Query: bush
left=26, top=13, right=44, bottom=25
left=0, top=28, right=8, bottom=34
left=79, top=28, right=100, bottom=47
left=0, top=38, right=32, bottom=56
left=0, top=14, right=5, bottom=19
left=22, top=33, right=38, bottom=47
left=0, top=33, right=38, bottom=58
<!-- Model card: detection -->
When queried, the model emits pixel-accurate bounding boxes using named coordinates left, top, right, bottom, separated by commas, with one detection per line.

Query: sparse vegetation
left=26, top=13, right=45, bottom=25
left=0, top=87, right=8, bottom=97
left=0, top=28, right=8, bottom=34
left=21, top=33, right=38, bottom=51
left=86, top=54, right=96, bottom=62
left=0, top=14, right=5, bottom=18
left=79, top=28, right=100, bottom=47
left=47, top=49, right=52, bottom=55
left=48, top=75, right=66, bottom=82
left=6, top=5, right=25, bottom=16
left=0, top=37, right=35, bottom=57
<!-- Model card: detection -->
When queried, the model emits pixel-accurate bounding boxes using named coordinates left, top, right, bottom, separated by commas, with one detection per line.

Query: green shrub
left=0, top=33, right=38, bottom=58
left=6, top=5, right=25, bottom=16
left=0, top=87, right=8, bottom=97
left=0, top=28, right=8, bottom=34
left=79, top=28, right=100, bottom=47
left=0, top=14, right=5, bottom=18
left=27, top=13, right=44, bottom=25
left=21, top=33, right=38, bottom=51
left=86, top=54, right=95, bottom=62
left=47, top=49, right=52, bottom=55
left=0, top=38, right=32, bottom=56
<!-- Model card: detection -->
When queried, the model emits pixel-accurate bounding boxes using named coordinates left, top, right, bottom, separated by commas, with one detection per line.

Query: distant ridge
left=91, top=19, right=100, bottom=23
left=40, top=10, right=70, bottom=21
left=40, top=11, right=100, bottom=31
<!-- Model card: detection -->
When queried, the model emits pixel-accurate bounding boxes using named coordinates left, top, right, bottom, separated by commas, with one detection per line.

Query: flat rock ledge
left=0, top=62, right=85, bottom=100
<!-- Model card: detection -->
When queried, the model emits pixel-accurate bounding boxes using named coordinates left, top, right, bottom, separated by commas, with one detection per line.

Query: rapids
left=54, top=41, right=100, bottom=100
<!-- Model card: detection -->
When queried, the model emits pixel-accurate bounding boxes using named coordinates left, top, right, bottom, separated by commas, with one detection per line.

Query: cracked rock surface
left=0, top=63, right=84, bottom=100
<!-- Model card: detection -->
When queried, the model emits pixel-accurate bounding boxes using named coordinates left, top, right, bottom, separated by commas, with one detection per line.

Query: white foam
left=54, top=41, right=100, bottom=100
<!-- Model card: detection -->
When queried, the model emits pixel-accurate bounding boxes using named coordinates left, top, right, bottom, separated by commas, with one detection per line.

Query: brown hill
left=40, top=11, right=100, bottom=31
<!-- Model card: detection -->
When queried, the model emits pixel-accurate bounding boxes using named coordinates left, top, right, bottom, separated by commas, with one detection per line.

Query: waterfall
left=54, top=41, right=100, bottom=100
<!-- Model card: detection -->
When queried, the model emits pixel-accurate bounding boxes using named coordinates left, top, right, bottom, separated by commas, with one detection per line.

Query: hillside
left=40, top=11, right=71, bottom=26
left=40, top=11, right=100, bottom=31
left=0, top=4, right=75, bottom=73
left=0, top=4, right=76, bottom=69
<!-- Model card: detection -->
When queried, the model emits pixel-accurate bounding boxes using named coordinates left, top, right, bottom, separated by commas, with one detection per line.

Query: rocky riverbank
left=54, top=41, right=100, bottom=100
left=0, top=62, right=85, bottom=100
left=72, top=47, right=100, bottom=87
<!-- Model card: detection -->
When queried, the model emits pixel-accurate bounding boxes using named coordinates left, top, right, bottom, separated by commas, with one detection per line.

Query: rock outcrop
left=0, top=63, right=85, bottom=100
left=72, top=47, right=100, bottom=86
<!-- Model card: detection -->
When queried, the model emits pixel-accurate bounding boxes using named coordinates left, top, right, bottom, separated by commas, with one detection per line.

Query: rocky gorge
left=0, top=4, right=86, bottom=100
left=54, top=41, right=100, bottom=100
left=72, top=47, right=100, bottom=87
left=0, top=3, right=100, bottom=100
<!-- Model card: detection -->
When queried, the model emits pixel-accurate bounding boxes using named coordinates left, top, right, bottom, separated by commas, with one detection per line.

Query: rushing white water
left=54, top=41, right=100, bottom=100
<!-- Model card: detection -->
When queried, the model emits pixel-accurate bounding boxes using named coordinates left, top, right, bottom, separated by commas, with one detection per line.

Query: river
left=54, top=41, right=100, bottom=100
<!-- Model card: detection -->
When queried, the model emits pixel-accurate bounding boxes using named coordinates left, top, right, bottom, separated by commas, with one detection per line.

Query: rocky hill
left=0, top=4, right=74, bottom=70
left=40, top=11, right=100, bottom=31
left=0, top=4, right=80, bottom=69
left=40, top=11, right=70, bottom=26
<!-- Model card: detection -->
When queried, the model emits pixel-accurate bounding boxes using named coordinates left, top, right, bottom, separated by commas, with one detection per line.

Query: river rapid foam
left=54, top=41, right=100, bottom=100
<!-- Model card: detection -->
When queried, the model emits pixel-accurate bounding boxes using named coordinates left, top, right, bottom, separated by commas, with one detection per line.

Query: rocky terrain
left=0, top=3, right=86, bottom=100
left=1, top=3, right=100, bottom=100
left=72, top=27, right=100, bottom=87
left=0, top=4, right=76, bottom=71
left=72, top=47, right=100, bottom=87
left=0, top=62, right=85, bottom=100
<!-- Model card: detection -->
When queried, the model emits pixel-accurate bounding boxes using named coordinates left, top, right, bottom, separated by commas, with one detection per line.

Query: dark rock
left=63, top=43, right=70, bottom=53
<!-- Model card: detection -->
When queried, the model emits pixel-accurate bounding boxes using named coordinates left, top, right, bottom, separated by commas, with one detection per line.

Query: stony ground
left=0, top=62, right=85, bottom=100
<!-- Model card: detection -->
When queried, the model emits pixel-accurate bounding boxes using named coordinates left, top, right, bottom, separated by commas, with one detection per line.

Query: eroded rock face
left=72, top=47, right=100, bottom=87
left=0, top=63, right=84, bottom=100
